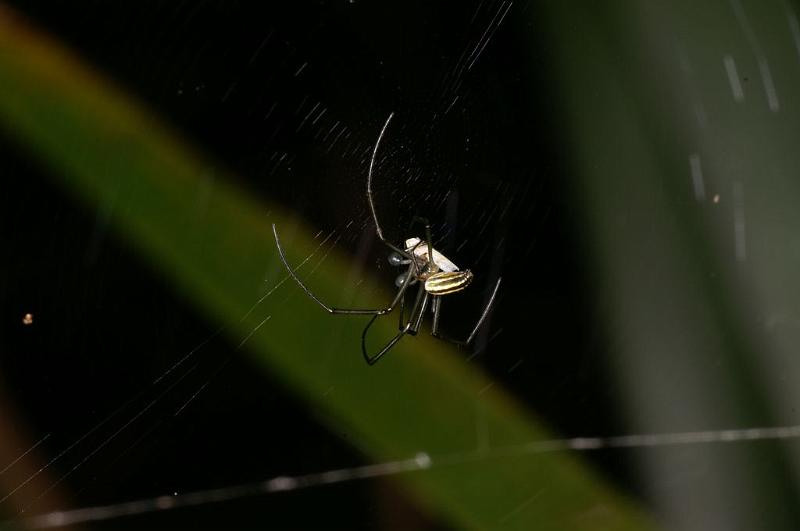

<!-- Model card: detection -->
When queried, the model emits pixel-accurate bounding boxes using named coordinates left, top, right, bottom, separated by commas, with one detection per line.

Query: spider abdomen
left=424, top=270, right=473, bottom=295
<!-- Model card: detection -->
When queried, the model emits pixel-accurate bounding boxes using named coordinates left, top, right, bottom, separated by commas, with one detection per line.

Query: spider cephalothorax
left=273, top=113, right=501, bottom=364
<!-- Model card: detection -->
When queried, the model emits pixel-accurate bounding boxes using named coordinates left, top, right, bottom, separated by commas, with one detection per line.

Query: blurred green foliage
left=542, top=1, right=800, bottom=529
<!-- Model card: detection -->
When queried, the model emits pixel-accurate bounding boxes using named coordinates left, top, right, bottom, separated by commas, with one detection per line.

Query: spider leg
left=362, top=320, right=410, bottom=365
left=409, top=216, right=435, bottom=272
left=273, top=224, right=414, bottom=315
left=363, top=283, right=427, bottom=364
left=367, top=112, right=395, bottom=244
left=398, top=287, right=406, bottom=330
left=409, top=290, right=430, bottom=335
left=364, top=114, right=429, bottom=268
left=431, top=277, right=502, bottom=345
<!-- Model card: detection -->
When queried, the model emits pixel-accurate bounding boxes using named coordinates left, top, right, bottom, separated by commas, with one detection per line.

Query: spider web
left=3, top=1, right=800, bottom=530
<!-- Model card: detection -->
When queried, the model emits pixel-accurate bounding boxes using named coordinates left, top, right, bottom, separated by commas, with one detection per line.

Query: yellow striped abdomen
left=424, top=270, right=473, bottom=295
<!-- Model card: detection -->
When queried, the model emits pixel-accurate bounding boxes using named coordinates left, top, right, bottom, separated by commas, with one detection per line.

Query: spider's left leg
left=273, top=224, right=415, bottom=315
left=362, top=284, right=428, bottom=364
left=396, top=270, right=421, bottom=330
left=431, top=277, right=502, bottom=345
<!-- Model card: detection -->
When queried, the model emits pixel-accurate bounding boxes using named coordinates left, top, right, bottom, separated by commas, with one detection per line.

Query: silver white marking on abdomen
left=424, top=270, right=474, bottom=295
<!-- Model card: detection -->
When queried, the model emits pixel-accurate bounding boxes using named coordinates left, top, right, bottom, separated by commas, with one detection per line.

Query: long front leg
left=366, top=112, right=395, bottom=243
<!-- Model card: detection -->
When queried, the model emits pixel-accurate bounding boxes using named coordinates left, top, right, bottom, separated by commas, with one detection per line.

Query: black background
left=0, top=2, right=625, bottom=529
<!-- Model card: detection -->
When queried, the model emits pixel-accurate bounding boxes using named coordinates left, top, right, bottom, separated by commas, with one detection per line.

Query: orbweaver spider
left=273, top=113, right=501, bottom=365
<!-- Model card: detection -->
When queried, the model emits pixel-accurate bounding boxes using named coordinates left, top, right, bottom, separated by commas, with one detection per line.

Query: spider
left=273, top=112, right=502, bottom=365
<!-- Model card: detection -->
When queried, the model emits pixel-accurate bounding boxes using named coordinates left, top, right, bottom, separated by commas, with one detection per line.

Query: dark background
left=0, top=2, right=624, bottom=529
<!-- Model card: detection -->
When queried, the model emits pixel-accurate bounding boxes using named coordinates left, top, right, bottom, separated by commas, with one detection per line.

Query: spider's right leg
left=273, top=224, right=414, bottom=315
left=431, top=277, right=502, bottom=345
left=409, top=216, right=434, bottom=271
